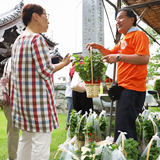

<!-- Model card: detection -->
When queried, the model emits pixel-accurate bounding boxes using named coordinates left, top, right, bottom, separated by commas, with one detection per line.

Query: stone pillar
left=54, top=83, right=68, bottom=114
left=82, top=0, right=104, bottom=57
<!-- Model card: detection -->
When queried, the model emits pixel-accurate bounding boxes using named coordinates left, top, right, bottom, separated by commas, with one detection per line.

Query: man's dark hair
left=117, top=8, right=137, bottom=26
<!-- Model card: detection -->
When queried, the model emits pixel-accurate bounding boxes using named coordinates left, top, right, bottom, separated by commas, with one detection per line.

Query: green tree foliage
left=145, top=27, right=160, bottom=79
left=153, top=79, right=160, bottom=99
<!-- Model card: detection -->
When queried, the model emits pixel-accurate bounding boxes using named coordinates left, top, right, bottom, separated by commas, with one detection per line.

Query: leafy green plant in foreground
left=124, top=138, right=140, bottom=160
left=75, top=141, right=101, bottom=160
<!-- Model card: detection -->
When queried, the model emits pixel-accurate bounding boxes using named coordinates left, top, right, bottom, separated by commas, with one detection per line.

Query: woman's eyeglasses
left=37, top=12, right=50, bottom=20
left=42, top=13, right=50, bottom=19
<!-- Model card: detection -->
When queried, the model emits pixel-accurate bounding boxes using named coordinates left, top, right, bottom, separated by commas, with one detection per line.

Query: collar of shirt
left=126, top=26, right=139, bottom=34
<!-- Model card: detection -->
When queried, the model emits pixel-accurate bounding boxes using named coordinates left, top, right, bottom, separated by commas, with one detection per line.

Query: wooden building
left=0, top=0, right=62, bottom=77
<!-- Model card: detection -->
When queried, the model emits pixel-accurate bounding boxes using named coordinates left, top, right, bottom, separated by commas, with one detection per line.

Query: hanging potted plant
left=73, top=48, right=106, bottom=98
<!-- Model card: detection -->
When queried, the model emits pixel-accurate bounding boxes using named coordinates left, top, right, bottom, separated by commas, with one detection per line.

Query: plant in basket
left=136, top=114, right=145, bottom=154
left=75, top=114, right=87, bottom=141
left=153, top=116, right=160, bottom=134
left=143, top=118, right=155, bottom=144
left=73, top=50, right=106, bottom=98
left=99, top=115, right=109, bottom=140
left=75, top=141, right=101, bottom=160
left=84, top=119, right=97, bottom=143
left=69, top=110, right=79, bottom=138
left=73, top=51, right=106, bottom=83
left=136, top=115, right=144, bottom=142
left=123, top=138, right=140, bottom=160
left=140, top=140, right=160, bottom=160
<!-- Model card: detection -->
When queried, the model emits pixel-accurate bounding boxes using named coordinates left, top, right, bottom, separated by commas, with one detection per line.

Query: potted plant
left=69, top=110, right=79, bottom=138
left=123, top=138, right=140, bottom=160
left=99, top=114, right=109, bottom=140
left=140, top=138, right=160, bottom=160
left=75, top=114, right=87, bottom=141
left=143, top=118, right=155, bottom=144
left=73, top=50, right=106, bottom=98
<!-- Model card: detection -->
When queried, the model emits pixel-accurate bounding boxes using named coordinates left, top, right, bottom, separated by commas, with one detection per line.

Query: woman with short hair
left=11, top=3, right=71, bottom=160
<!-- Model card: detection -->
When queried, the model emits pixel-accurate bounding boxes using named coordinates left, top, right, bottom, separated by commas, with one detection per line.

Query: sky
left=0, top=0, right=159, bottom=77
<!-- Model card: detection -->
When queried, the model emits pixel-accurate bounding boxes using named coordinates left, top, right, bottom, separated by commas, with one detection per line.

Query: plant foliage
left=124, top=138, right=140, bottom=160
left=73, top=51, right=106, bottom=83
left=153, top=79, right=160, bottom=99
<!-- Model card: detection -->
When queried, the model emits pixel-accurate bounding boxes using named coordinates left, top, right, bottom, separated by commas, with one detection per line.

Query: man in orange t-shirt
left=86, top=8, right=150, bottom=141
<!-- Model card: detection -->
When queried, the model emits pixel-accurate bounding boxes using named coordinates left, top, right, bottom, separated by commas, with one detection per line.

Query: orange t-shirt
left=110, top=31, right=150, bottom=91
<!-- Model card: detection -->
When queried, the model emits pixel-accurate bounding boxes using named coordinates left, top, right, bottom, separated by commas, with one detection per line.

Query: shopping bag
left=71, top=72, right=86, bottom=93
left=0, top=59, right=10, bottom=107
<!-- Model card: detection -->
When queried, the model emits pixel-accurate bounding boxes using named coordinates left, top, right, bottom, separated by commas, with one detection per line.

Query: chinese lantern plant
left=73, top=51, right=106, bottom=84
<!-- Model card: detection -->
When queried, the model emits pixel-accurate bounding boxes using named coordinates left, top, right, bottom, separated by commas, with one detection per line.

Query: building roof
left=0, top=1, right=23, bottom=27
left=0, top=0, right=58, bottom=56
left=122, top=0, right=160, bottom=35
left=0, top=0, right=61, bottom=76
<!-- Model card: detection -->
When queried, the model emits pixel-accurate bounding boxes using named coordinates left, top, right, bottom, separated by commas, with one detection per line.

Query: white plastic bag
left=71, top=72, right=86, bottom=93
left=141, top=133, right=160, bottom=160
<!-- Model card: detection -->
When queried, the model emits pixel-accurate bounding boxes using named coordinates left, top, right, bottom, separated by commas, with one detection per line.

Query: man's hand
left=86, top=42, right=102, bottom=51
left=102, top=54, right=118, bottom=64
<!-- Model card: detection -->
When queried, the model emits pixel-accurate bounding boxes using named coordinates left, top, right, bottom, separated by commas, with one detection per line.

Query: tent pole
left=113, top=0, right=122, bottom=141
left=107, top=0, right=122, bottom=139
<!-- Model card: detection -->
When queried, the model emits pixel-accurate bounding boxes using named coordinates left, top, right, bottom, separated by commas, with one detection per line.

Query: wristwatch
left=116, top=54, right=121, bottom=61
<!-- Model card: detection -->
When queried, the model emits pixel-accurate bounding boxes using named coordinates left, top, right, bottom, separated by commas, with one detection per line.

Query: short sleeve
left=31, top=35, right=55, bottom=80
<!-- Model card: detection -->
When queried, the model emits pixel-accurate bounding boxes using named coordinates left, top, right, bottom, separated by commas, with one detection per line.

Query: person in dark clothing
left=69, top=55, right=93, bottom=115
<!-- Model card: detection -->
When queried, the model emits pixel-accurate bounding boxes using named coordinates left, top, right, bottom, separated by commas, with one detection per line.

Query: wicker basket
left=146, top=137, right=160, bottom=160
left=52, top=143, right=79, bottom=160
left=85, top=83, right=100, bottom=98
left=120, top=132, right=127, bottom=158
left=75, top=115, right=86, bottom=149
left=85, top=47, right=100, bottom=98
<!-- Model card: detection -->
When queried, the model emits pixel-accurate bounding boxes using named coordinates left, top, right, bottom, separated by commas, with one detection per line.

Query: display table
left=92, top=94, right=116, bottom=108
left=144, top=94, right=158, bottom=109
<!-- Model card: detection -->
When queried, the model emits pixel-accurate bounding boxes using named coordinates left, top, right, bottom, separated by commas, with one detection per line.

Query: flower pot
left=85, top=83, right=100, bottom=98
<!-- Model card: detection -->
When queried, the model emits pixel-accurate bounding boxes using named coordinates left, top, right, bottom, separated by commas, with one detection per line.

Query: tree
left=145, top=27, right=160, bottom=79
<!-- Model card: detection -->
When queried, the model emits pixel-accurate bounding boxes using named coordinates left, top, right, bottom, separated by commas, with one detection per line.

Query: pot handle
left=90, top=47, right=93, bottom=84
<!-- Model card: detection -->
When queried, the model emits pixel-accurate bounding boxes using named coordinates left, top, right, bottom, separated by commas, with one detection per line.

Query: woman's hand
left=53, top=54, right=71, bottom=73
left=63, top=54, right=71, bottom=66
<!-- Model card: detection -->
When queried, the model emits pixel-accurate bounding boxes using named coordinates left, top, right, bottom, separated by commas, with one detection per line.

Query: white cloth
left=105, top=63, right=118, bottom=81
left=17, top=131, right=52, bottom=160
left=6, top=57, right=11, bottom=76
left=65, top=76, right=72, bottom=97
